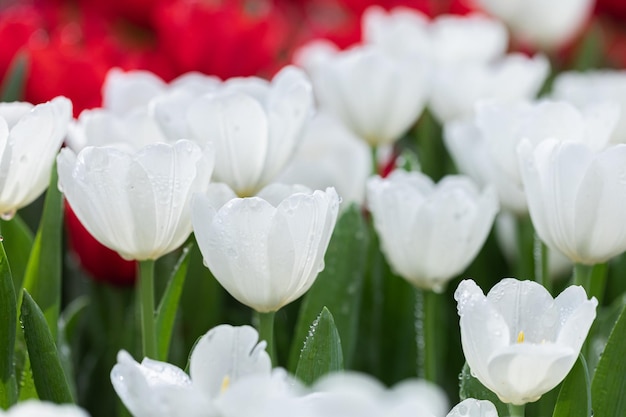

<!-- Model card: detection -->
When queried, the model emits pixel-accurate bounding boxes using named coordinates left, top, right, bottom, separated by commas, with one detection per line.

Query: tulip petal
left=190, top=325, right=271, bottom=400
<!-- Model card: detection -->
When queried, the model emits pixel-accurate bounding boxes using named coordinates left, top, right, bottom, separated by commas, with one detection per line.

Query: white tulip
left=446, top=399, right=498, bottom=417
left=0, top=96, right=72, bottom=219
left=186, top=66, right=313, bottom=197
left=429, top=54, right=549, bottom=123
left=455, top=279, right=597, bottom=405
left=277, top=112, right=371, bottom=206
left=518, top=138, right=626, bottom=264
left=476, top=0, right=594, bottom=49
left=363, top=7, right=507, bottom=65
left=366, top=171, right=498, bottom=292
left=444, top=99, right=617, bottom=213
left=192, top=186, right=339, bottom=312
left=296, top=43, right=429, bottom=146
left=552, top=70, right=626, bottom=144
left=103, top=68, right=168, bottom=116
left=111, top=324, right=295, bottom=417
left=0, top=401, right=90, bottom=417
left=57, top=140, right=214, bottom=261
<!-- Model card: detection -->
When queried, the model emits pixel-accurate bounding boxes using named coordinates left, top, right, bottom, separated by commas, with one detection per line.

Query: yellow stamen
left=516, top=331, right=525, bottom=344
left=220, top=375, right=230, bottom=394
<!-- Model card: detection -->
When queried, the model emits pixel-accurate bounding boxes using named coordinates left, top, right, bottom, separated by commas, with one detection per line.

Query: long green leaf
left=156, top=243, right=192, bottom=361
left=459, top=363, right=508, bottom=417
left=295, top=307, right=343, bottom=385
left=288, top=205, right=368, bottom=371
left=20, top=290, right=73, bottom=403
left=591, top=303, right=626, bottom=416
left=0, top=239, right=16, bottom=408
left=22, top=164, right=63, bottom=340
left=57, top=296, right=89, bottom=402
left=1, top=215, right=34, bottom=294
left=0, top=52, right=28, bottom=102
left=552, top=355, right=591, bottom=417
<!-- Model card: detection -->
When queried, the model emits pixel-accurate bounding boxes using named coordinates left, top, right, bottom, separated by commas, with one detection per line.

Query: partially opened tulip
left=518, top=139, right=626, bottom=265
left=58, top=139, right=214, bottom=358
left=296, top=42, right=429, bottom=147
left=366, top=170, right=498, bottom=292
left=111, top=324, right=295, bottom=417
left=0, top=96, right=71, bottom=219
left=192, top=186, right=339, bottom=313
left=455, top=279, right=597, bottom=405
left=446, top=399, right=498, bottom=417
left=186, top=65, right=314, bottom=197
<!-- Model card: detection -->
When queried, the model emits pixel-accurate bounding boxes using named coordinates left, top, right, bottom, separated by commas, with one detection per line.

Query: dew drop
left=1, top=210, right=15, bottom=221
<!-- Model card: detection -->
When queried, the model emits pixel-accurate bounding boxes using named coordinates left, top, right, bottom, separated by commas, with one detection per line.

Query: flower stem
left=138, top=260, right=157, bottom=359
left=416, top=289, right=438, bottom=383
left=516, top=215, right=535, bottom=281
left=508, top=403, right=525, bottom=417
left=534, top=234, right=551, bottom=294
left=258, top=311, right=276, bottom=366
left=573, top=263, right=594, bottom=295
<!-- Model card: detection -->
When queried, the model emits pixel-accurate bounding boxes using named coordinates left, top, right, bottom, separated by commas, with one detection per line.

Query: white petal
left=446, top=399, right=498, bottom=417
left=190, top=325, right=271, bottom=400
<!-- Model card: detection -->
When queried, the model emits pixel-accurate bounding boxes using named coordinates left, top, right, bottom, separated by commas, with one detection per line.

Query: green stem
left=508, top=403, right=525, bottom=417
left=573, top=263, right=594, bottom=295
left=416, top=289, right=438, bottom=383
left=588, top=263, right=607, bottom=305
left=371, top=146, right=379, bottom=176
left=258, top=311, right=276, bottom=366
left=138, top=260, right=157, bottom=359
left=534, top=235, right=551, bottom=294
left=516, top=216, right=535, bottom=281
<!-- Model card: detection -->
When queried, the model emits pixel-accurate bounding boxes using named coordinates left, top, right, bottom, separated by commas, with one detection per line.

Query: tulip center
left=516, top=330, right=525, bottom=343
left=220, top=375, right=230, bottom=394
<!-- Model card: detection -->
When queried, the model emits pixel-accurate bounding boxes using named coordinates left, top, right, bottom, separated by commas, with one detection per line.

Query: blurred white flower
left=277, top=113, right=371, bottom=207
left=192, top=185, right=339, bottom=312
left=518, top=139, right=626, bottom=265
left=476, top=0, right=594, bottom=49
left=305, top=372, right=448, bottom=417
left=455, top=278, right=597, bottom=405
left=0, top=96, right=72, bottom=219
left=363, top=7, right=507, bottom=65
left=446, top=399, right=498, bottom=417
left=366, top=171, right=498, bottom=292
left=111, top=324, right=295, bottom=417
left=444, top=99, right=617, bottom=213
left=57, top=140, right=214, bottom=260
left=296, top=42, right=429, bottom=146
left=429, top=54, right=549, bottom=123
left=186, top=66, right=313, bottom=197
left=552, top=70, right=626, bottom=144
left=0, top=400, right=90, bottom=417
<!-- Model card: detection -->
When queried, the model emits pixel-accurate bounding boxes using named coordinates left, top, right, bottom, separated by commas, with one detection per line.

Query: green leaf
left=156, top=243, right=192, bottom=361
left=591, top=303, right=626, bottom=417
left=295, top=307, right=343, bottom=385
left=57, top=296, right=89, bottom=402
left=288, top=205, right=368, bottom=371
left=20, top=290, right=73, bottom=404
left=0, top=239, right=17, bottom=408
left=0, top=52, right=28, bottom=102
left=459, top=363, right=508, bottom=417
left=552, top=355, right=591, bottom=417
left=1, top=215, right=34, bottom=294
left=22, top=164, right=63, bottom=340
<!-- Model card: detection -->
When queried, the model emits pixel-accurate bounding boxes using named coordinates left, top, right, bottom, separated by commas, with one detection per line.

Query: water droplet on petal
left=1, top=210, right=15, bottom=221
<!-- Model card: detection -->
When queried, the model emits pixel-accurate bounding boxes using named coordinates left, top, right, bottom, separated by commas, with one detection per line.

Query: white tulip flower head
left=0, top=401, right=90, bottom=417
left=186, top=65, right=314, bottom=197
left=192, top=185, right=340, bottom=312
left=111, top=325, right=295, bottom=417
left=518, top=139, right=626, bottom=265
left=0, top=96, right=72, bottom=219
left=455, top=279, right=597, bottom=405
left=446, top=399, right=499, bottom=417
left=57, top=140, right=214, bottom=261
left=367, top=170, right=498, bottom=292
